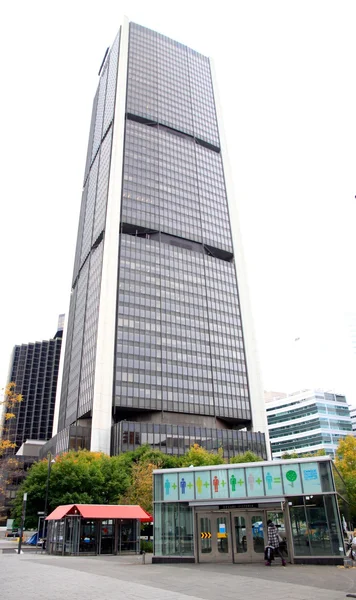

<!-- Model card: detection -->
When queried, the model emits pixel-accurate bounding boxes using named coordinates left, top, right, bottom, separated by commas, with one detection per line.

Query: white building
left=349, top=406, right=356, bottom=435
left=266, top=390, right=352, bottom=458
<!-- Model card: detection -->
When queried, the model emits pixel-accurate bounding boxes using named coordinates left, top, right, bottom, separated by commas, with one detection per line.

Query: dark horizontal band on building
left=126, top=113, right=221, bottom=154
left=72, top=225, right=234, bottom=292
left=120, top=224, right=234, bottom=262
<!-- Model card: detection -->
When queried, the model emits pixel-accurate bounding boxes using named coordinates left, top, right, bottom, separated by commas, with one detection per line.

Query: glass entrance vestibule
left=197, top=507, right=287, bottom=563
left=153, top=457, right=346, bottom=565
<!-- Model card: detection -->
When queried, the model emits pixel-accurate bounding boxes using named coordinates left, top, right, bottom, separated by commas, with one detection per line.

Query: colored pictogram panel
left=301, top=462, right=322, bottom=494
left=211, top=469, right=228, bottom=499
left=201, top=532, right=212, bottom=539
left=163, top=473, right=179, bottom=500
left=195, top=471, right=211, bottom=499
left=228, top=468, right=247, bottom=498
left=245, top=466, right=264, bottom=497
left=282, top=463, right=302, bottom=494
left=178, top=472, right=195, bottom=500
left=263, top=465, right=283, bottom=496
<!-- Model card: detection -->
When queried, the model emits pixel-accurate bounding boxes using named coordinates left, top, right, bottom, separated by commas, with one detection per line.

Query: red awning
left=46, top=504, right=152, bottom=522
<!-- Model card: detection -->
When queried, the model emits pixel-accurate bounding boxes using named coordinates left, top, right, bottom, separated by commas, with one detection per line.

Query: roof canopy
left=46, top=504, right=152, bottom=522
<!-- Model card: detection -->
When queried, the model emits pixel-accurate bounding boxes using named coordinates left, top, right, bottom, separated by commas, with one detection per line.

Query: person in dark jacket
left=265, top=520, right=286, bottom=566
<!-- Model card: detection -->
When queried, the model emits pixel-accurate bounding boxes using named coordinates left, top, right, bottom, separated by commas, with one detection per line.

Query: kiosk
left=45, top=504, right=152, bottom=555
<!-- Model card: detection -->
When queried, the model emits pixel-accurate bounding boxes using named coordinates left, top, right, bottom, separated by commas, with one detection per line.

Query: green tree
left=281, top=452, right=299, bottom=460
left=230, top=451, right=262, bottom=463
left=12, top=446, right=179, bottom=527
left=335, top=436, right=356, bottom=521
left=119, top=461, right=156, bottom=514
left=12, top=450, right=132, bottom=527
left=281, top=449, right=326, bottom=459
left=179, top=444, right=224, bottom=467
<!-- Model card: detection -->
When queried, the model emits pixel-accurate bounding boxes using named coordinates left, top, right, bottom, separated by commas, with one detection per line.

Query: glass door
left=231, top=512, right=266, bottom=563
left=251, top=514, right=265, bottom=558
left=100, top=520, right=114, bottom=554
left=197, top=512, right=232, bottom=563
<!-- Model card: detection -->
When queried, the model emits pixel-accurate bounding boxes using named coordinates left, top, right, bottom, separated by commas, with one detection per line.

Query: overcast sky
left=1, top=0, right=356, bottom=406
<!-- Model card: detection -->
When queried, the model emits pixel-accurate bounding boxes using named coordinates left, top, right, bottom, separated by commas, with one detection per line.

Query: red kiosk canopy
left=46, top=504, right=152, bottom=522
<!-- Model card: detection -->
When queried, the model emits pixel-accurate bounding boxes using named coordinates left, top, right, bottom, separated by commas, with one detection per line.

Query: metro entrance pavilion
left=153, top=456, right=346, bottom=565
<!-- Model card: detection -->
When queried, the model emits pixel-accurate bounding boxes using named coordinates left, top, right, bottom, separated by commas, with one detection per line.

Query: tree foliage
left=0, top=382, right=23, bottom=457
left=335, top=435, right=356, bottom=520
left=12, top=442, right=263, bottom=527
left=119, top=462, right=156, bottom=514
left=281, top=449, right=326, bottom=459
left=230, top=450, right=262, bottom=463
left=0, top=383, right=23, bottom=520
left=179, top=444, right=224, bottom=467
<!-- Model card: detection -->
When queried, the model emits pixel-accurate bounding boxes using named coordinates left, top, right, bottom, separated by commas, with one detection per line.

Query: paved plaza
left=2, top=551, right=356, bottom=600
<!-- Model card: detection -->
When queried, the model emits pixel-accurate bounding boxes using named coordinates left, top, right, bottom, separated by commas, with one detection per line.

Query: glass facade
left=54, top=21, right=266, bottom=459
left=112, top=421, right=266, bottom=460
left=289, top=495, right=343, bottom=557
left=58, top=31, right=120, bottom=432
left=4, top=324, right=63, bottom=453
left=267, top=391, right=352, bottom=458
left=153, top=459, right=345, bottom=562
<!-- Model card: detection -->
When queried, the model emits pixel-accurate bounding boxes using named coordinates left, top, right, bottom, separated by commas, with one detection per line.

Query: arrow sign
left=200, top=532, right=212, bottom=539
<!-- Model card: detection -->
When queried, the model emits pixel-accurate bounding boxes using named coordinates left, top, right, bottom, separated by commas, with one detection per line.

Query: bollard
left=142, top=551, right=146, bottom=564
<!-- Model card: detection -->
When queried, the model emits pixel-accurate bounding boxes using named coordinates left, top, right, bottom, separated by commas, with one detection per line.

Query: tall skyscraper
left=3, top=315, right=64, bottom=454
left=48, top=20, right=268, bottom=460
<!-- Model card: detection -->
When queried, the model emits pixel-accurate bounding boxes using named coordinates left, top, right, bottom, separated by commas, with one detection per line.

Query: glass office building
left=266, top=391, right=352, bottom=458
left=3, top=316, right=63, bottom=454
left=46, top=20, right=268, bottom=459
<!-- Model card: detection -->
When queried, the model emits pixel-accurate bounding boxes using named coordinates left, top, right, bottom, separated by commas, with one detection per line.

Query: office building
left=349, top=406, right=356, bottom=435
left=0, top=316, right=63, bottom=523
left=45, top=20, right=268, bottom=460
left=2, top=315, right=64, bottom=454
left=266, top=390, right=352, bottom=458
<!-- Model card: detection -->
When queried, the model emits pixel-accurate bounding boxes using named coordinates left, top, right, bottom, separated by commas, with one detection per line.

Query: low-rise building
left=265, top=390, right=352, bottom=458
left=349, top=406, right=356, bottom=436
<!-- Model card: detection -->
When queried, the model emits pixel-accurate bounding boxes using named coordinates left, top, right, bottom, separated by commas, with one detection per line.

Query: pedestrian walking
left=265, top=520, right=286, bottom=566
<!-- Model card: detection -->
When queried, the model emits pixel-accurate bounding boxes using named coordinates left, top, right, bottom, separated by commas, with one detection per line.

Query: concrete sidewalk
left=2, top=552, right=355, bottom=600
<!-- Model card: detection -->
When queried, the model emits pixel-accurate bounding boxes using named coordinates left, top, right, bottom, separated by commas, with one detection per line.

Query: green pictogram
left=256, top=477, right=262, bottom=485
left=238, top=479, right=244, bottom=486
left=204, top=481, right=210, bottom=488
left=172, top=483, right=177, bottom=490
left=221, top=480, right=226, bottom=487
left=187, top=482, right=193, bottom=489
left=286, top=470, right=297, bottom=488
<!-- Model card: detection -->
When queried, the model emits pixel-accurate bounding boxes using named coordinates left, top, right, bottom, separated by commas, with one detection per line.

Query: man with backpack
left=265, top=520, right=286, bottom=566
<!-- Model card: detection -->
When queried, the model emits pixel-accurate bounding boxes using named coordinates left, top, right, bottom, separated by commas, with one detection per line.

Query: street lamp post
left=17, top=492, right=27, bottom=555
left=42, top=452, right=55, bottom=539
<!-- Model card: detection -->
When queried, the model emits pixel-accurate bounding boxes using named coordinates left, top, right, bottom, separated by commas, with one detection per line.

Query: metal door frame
left=231, top=510, right=267, bottom=563
left=196, top=511, right=232, bottom=563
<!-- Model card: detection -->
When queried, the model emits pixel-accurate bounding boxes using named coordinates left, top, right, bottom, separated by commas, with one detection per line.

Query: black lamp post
left=42, top=452, right=55, bottom=538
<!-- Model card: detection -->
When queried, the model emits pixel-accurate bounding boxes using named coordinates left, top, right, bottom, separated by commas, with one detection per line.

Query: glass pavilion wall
left=47, top=517, right=140, bottom=555
left=153, top=458, right=345, bottom=564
